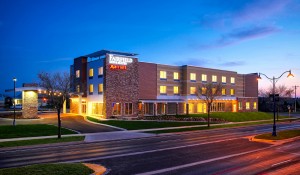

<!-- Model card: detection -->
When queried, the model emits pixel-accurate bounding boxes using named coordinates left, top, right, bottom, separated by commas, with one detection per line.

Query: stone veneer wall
left=104, top=55, right=139, bottom=118
left=22, top=90, right=38, bottom=118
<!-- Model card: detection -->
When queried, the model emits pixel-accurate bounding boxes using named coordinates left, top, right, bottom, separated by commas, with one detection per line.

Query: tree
left=259, top=84, right=294, bottom=97
left=197, top=82, right=223, bottom=127
left=38, top=72, right=70, bottom=139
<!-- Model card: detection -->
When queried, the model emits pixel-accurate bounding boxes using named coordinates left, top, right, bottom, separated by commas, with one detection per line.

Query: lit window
left=190, top=73, right=196, bottom=81
left=222, top=76, right=226, bottom=84
left=174, top=86, right=179, bottom=94
left=125, top=103, right=133, bottom=115
left=212, top=88, right=216, bottom=94
left=98, top=84, right=103, bottom=93
left=112, top=103, right=121, bottom=115
left=76, top=70, right=80, bottom=78
left=246, top=102, right=250, bottom=110
left=230, top=89, right=235, bottom=96
left=160, top=71, right=167, bottom=79
left=89, top=68, right=94, bottom=77
left=174, top=72, right=179, bottom=80
left=160, top=86, right=166, bottom=94
left=202, top=74, right=207, bottom=81
left=89, top=84, right=93, bottom=93
left=190, top=87, right=196, bottom=95
left=76, top=85, right=80, bottom=93
left=222, top=88, right=226, bottom=95
left=238, top=102, right=243, bottom=110
left=253, top=102, right=257, bottom=109
left=212, top=75, right=217, bottom=82
left=98, top=67, right=103, bottom=76
left=231, top=77, right=235, bottom=84
left=202, top=87, right=207, bottom=95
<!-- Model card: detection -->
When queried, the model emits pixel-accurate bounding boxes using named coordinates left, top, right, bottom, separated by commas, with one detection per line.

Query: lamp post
left=294, top=85, right=299, bottom=112
left=257, top=70, right=294, bottom=136
left=13, top=77, right=17, bottom=126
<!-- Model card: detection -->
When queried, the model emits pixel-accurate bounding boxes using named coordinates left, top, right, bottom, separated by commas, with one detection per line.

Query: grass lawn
left=0, top=163, right=93, bottom=175
left=186, top=112, right=286, bottom=122
left=255, top=129, right=300, bottom=140
left=0, top=124, right=77, bottom=139
left=0, top=136, right=84, bottom=148
left=88, top=116, right=207, bottom=130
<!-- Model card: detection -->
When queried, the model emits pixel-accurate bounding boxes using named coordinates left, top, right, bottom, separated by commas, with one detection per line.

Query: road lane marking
left=271, top=159, right=291, bottom=167
left=135, top=146, right=274, bottom=175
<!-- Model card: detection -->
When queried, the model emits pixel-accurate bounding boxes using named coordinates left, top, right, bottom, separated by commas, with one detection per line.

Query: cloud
left=219, top=61, right=245, bottom=67
left=38, top=57, right=73, bottom=63
left=197, top=0, right=292, bottom=29
left=200, top=25, right=280, bottom=49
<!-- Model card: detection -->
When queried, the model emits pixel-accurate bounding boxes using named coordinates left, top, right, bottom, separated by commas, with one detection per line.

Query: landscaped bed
left=0, top=124, right=77, bottom=139
left=0, top=163, right=93, bottom=175
left=255, top=129, right=300, bottom=140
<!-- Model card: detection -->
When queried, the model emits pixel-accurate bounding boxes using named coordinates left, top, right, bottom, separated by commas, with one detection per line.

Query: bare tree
left=38, top=72, right=70, bottom=139
left=259, top=84, right=294, bottom=98
left=197, top=82, right=223, bottom=127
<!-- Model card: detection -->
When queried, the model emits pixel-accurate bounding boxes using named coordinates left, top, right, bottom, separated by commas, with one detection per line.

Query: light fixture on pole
left=257, top=70, right=294, bottom=136
left=13, top=77, right=17, bottom=126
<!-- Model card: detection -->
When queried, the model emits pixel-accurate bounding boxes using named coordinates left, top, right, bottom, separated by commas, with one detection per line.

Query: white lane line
left=135, top=146, right=274, bottom=175
left=65, top=137, right=241, bottom=163
left=271, top=159, right=291, bottom=167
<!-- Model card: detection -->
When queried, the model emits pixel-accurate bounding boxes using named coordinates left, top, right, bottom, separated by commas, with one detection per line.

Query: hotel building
left=70, top=50, right=258, bottom=119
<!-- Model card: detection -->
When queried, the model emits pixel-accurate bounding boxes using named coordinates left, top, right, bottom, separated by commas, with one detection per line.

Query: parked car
left=10, top=104, right=22, bottom=109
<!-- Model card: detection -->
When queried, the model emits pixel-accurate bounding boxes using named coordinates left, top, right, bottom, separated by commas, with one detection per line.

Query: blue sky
left=1, top=0, right=300, bottom=95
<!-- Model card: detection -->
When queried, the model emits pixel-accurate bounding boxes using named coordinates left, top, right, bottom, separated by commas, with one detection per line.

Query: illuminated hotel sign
left=108, top=54, right=133, bottom=65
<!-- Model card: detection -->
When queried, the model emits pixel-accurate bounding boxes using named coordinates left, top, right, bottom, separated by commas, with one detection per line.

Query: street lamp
left=13, top=77, right=17, bottom=126
left=257, top=70, right=294, bottom=136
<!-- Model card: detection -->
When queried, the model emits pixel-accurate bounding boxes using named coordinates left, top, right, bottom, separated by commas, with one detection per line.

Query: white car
left=10, top=104, right=22, bottom=109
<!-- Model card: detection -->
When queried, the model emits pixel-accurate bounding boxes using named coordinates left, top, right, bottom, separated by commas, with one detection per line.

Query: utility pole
left=294, top=85, right=299, bottom=113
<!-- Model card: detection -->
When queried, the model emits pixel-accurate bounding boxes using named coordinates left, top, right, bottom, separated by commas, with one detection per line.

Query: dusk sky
left=1, top=0, right=300, bottom=96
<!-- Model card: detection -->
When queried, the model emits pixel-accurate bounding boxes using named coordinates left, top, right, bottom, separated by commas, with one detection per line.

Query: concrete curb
left=83, top=163, right=107, bottom=175
left=248, top=135, right=300, bottom=145
left=83, top=116, right=126, bottom=131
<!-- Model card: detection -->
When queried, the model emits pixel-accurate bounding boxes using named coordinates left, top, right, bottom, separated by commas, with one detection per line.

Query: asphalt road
left=0, top=113, right=120, bottom=133
left=1, top=121, right=300, bottom=174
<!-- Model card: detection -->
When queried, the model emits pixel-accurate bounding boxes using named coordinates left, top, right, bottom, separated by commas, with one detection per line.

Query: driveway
left=0, top=113, right=120, bottom=133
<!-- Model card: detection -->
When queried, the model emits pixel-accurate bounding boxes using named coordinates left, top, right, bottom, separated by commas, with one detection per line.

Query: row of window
left=159, top=71, right=235, bottom=84
left=75, top=67, right=104, bottom=78
left=159, top=85, right=235, bottom=96
left=112, top=102, right=133, bottom=115
left=88, top=84, right=103, bottom=94
left=238, top=102, right=257, bottom=110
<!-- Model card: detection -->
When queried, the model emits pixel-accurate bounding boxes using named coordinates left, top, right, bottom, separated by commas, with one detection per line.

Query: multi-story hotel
left=70, top=50, right=258, bottom=119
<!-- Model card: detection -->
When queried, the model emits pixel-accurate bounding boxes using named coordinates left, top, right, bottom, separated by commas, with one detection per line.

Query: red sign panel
left=109, top=64, right=127, bottom=70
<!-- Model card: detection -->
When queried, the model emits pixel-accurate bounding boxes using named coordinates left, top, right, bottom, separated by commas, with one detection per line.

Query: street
left=1, top=121, right=300, bottom=174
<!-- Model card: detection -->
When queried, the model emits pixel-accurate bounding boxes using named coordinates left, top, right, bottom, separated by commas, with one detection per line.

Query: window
left=174, top=86, right=179, bottom=94
left=210, top=102, right=225, bottom=112
left=98, top=84, right=103, bottom=93
left=98, top=67, right=103, bottom=76
left=222, top=88, right=226, bottom=95
left=190, top=86, right=196, bottom=95
left=212, top=75, right=217, bottom=82
left=202, top=87, right=207, bottom=95
left=112, top=103, right=121, bottom=115
left=222, top=76, right=226, bottom=84
left=91, top=103, right=103, bottom=115
left=160, top=71, right=167, bottom=79
left=174, top=72, right=179, bottom=80
left=230, top=89, right=235, bottom=96
left=190, top=73, right=196, bottom=81
left=246, top=102, right=250, bottom=110
left=212, top=88, right=216, bottom=94
left=76, top=70, right=80, bottom=78
left=76, top=85, right=80, bottom=93
left=231, top=77, right=235, bottom=84
left=253, top=102, right=257, bottom=109
left=89, top=68, right=94, bottom=77
left=89, top=84, right=93, bottom=93
left=202, top=74, right=207, bottom=82
left=160, top=86, right=166, bottom=94
left=238, top=102, right=243, bottom=110
left=125, top=103, right=133, bottom=115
